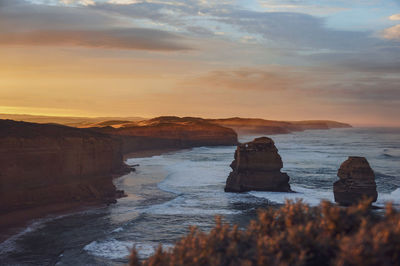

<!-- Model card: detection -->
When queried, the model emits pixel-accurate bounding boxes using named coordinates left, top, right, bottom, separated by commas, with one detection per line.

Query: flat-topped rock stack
left=225, top=137, right=291, bottom=192
left=333, top=156, right=378, bottom=206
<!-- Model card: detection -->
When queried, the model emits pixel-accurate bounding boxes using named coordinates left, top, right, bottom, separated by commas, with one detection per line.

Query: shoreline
left=0, top=130, right=355, bottom=245
left=123, top=148, right=183, bottom=160
left=0, top=148, right=183, bottom=245
left=0, top=128, right=359, bottom=245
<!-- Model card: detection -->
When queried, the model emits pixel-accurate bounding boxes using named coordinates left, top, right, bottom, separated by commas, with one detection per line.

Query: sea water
left=1, top=128, right=399, bottom=265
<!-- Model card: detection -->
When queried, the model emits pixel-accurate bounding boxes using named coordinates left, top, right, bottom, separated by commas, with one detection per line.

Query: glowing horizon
left=1, top=0, right=399, bottom=127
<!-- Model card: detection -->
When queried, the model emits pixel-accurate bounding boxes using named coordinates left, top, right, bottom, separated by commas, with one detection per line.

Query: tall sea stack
left=333, top=156, right=378, bottom=206
left=225, top=137, right=291, bottom=192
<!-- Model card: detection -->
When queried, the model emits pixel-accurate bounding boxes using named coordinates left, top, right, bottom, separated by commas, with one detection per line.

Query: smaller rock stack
left=225, top=137, right=291, bottom=192
left=333, top=156, right=378, bottom=206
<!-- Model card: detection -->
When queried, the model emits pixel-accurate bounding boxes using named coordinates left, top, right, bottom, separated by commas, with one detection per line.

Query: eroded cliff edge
left=0, top=120, right=127, bottom=232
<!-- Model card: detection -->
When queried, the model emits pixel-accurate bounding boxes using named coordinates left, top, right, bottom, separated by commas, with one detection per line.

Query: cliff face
left=333, top=156, right=378, bottom=206
left=93, top=116, right=238, bottom=154
left=225, top=137, right=291, bottom=192
left=0, top=120, right=125, bottom=214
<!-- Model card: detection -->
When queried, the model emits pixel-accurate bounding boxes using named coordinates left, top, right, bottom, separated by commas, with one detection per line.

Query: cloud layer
left=389, top=14, right=400, bottom=21
left=0, top=0, right=192, bottom=51
left=0, top=0, right=399, bottom=125
left=185, top=68, right=306, bottom=91
left=383, top=25, right=400, bottom=40
left=0, top=28, right=191, bottom=51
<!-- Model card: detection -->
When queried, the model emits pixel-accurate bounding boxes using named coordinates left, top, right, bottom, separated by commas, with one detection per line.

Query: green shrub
left=130, top=200, right=400, bottom=266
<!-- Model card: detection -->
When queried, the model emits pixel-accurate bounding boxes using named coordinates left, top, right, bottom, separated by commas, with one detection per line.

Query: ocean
left=1, top=128, right=399, bottom=265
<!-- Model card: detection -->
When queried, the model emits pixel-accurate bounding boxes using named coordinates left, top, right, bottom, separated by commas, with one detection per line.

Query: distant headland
left=0, top=114, right=352, bottom=135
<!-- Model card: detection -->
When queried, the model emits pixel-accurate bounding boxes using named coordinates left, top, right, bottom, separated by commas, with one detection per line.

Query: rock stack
left=333, top=156, right=378, bottom=206
left=225, top=137, right=291, bottom=192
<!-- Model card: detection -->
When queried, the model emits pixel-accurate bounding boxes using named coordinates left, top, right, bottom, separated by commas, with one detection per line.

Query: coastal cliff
left=0, top=114, right=352, bottom=137
left=0, top=117, right=238, bottom=236
left=92, top=116, right=238, bottom=154
left=0, top=120, right=126, bottom=232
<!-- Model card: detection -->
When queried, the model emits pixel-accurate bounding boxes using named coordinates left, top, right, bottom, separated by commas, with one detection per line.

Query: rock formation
left=225, top=137, right=291, bottom=192
left=333, top=156, right=378, bottom=206
left=0, top=119, right=127, bottom=216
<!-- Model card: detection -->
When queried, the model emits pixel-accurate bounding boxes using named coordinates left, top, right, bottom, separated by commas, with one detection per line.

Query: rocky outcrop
left=0, top=119, right=127, bottom=215
left=225, top=137, right=291, bottom=192
left=333, top=157, right=378, bottom=206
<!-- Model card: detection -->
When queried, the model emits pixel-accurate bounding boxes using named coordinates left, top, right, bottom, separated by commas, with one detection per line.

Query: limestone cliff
left=0, top=117, right=238, bottom=235
left=225, top=137, right=291, bottom=192
left=93, top=116, right=238, bottom=154
left=0, top=119, right=126, bottom=215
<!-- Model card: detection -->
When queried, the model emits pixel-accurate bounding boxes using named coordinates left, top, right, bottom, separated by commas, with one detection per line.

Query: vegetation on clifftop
left=130, top=200, right=400, bottom=266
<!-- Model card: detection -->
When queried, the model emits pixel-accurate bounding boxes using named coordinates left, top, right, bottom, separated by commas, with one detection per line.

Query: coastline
left=123, top=148, right=183, bottom=160
left=0, top=128, right=356, bottom=246
left=0, top=127, right=353, bottom=245
left=0, top=148, right=182, bottom=245
left=2, top=128, right=399, bottom=264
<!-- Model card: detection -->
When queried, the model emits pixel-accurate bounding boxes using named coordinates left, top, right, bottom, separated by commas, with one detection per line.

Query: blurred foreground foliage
left=130, top=200, right=400, bottom=266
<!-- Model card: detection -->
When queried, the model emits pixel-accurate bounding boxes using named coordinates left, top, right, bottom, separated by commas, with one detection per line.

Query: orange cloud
left=383, top=25, right=400, bottom=40
left=389, top=14, right=400, bottom=21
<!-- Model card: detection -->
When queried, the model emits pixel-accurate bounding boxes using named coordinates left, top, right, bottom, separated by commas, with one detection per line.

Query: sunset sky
left=0, top=0, right=399, bottom=126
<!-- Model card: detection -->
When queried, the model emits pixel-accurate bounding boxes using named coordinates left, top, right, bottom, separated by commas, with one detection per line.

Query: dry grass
left=130, top=200, right=400, bottom=266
